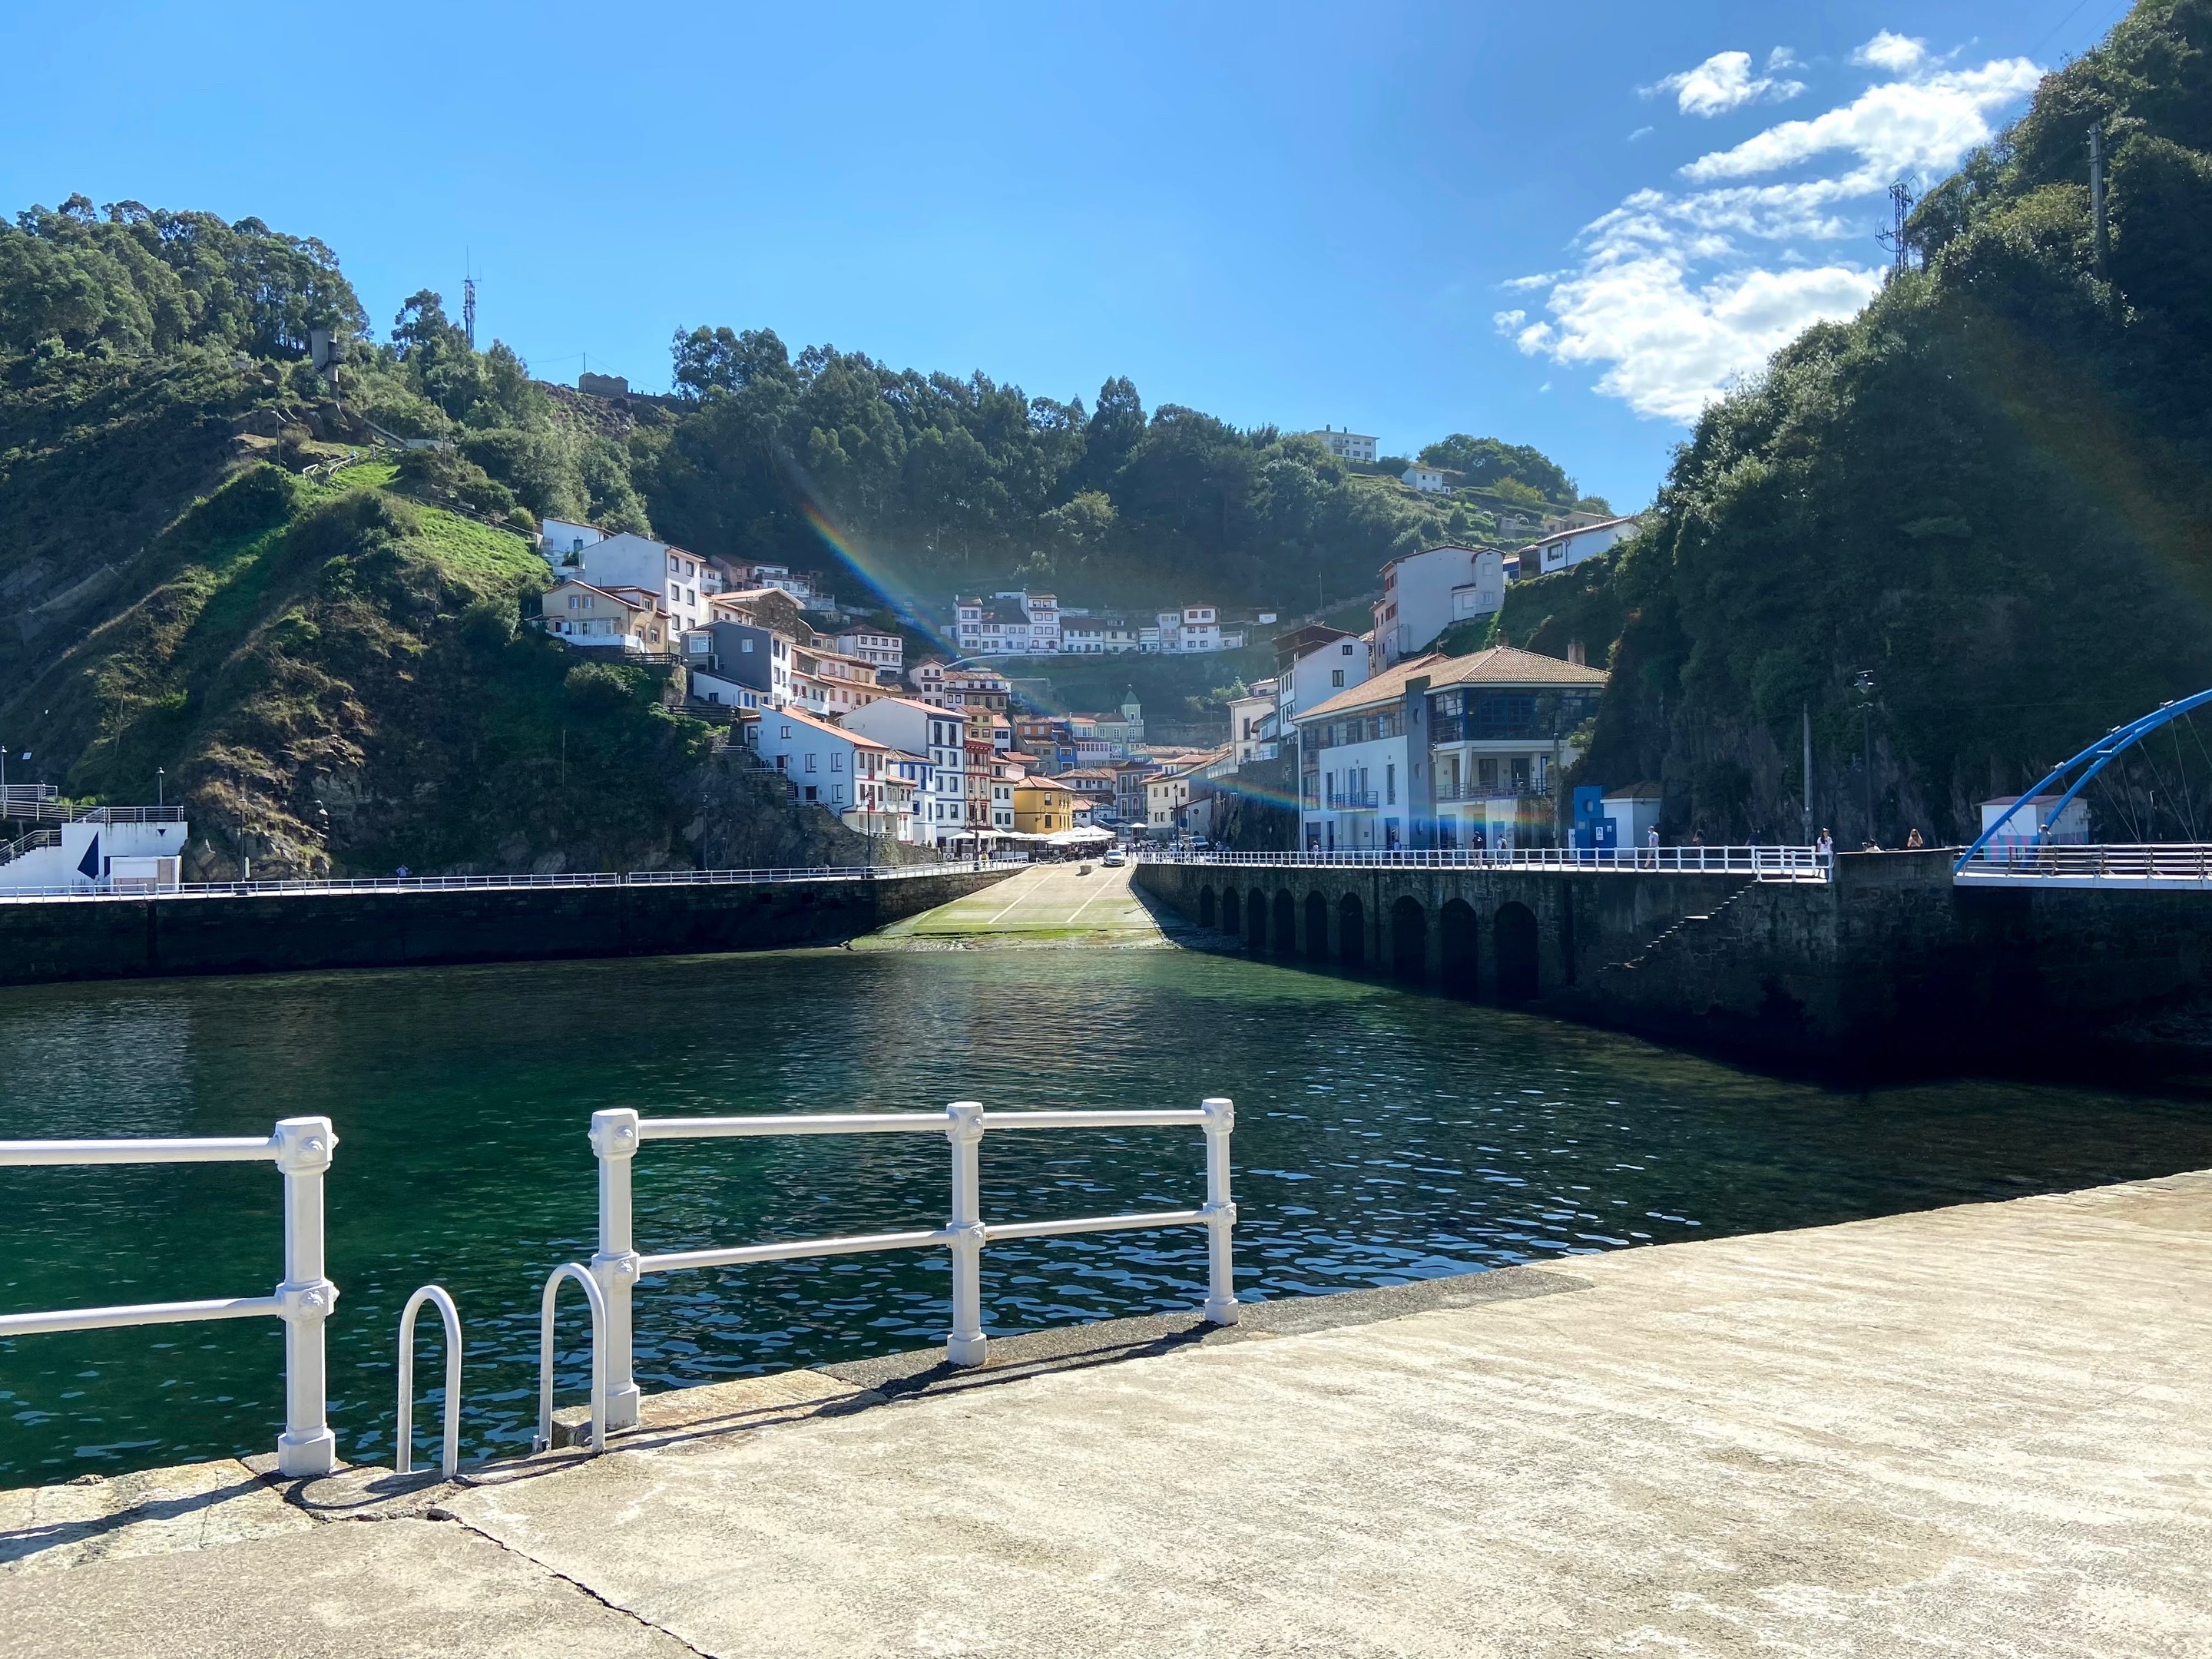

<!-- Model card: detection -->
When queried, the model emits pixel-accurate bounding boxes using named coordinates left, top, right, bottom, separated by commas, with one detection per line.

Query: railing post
left=270, top=1115, right=339, bottom=1479
left=588, top=1109, right=643, bottom=1432
left=945, top=1101, right=988, bottom=1367
left=1200, top=1097, right=1239, bottom=1326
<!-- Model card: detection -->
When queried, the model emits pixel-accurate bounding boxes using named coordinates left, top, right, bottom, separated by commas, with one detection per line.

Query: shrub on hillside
left=564, top=660, right=644, bottom=712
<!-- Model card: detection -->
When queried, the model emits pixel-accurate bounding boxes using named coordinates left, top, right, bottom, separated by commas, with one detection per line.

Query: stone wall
left=1135, top=853, right=2212, bottom=1072
left=0, top=869, right=1009, bottom=988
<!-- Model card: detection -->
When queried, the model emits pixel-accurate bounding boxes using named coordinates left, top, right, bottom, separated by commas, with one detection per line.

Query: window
left=741, top=637, right=753, bottom=652
left=1331, top=668, right=1345, bottom=687
left=805, top=754, right=817, bottom=772
left=832, top=753, right=843, bottom=771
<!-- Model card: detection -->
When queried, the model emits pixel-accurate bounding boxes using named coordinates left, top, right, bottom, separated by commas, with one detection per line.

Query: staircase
left=0, top=827, right=60, bottom=869
left=1604, top=880, right=1757, bottom=974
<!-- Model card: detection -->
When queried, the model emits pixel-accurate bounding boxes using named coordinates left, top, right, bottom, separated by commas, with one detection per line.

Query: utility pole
left=2088, top=123, right=2110, bottom=282
left=463, top=251, right=478, bottom=351
left=1853, top=670, right=1877, bottom=847
left=1801, top=704, right=1813, bottom=843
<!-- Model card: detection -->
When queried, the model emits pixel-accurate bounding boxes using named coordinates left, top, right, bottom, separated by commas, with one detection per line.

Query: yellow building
left=1012, top=775, right=1077, bottom=836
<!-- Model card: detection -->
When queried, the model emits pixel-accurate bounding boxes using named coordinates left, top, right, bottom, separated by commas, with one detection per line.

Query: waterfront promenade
left=4, top=1171, right=2206, bottom=1657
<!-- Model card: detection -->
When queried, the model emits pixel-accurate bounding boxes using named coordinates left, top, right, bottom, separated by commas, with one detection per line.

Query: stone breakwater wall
left=1135, top=852, right=2212, bottom=1071
left=0, top=869, right=1012, bottom=987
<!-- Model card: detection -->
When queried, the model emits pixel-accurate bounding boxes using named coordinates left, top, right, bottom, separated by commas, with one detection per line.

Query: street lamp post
left=156, top=768, right=164, bottom=810
left=1853, top=670, right=1877, bottom=848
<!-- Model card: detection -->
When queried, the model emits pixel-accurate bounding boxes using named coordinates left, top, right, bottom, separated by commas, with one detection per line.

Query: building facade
left=541, top=579, right=670, bottom=651
left=1372, top=544, right=1508, bottom=670
left=843, top=697, right=969, bottom=847
left=751, top=707, right=892, bottom=816
left=1296, top=645, right=1608, bottom=853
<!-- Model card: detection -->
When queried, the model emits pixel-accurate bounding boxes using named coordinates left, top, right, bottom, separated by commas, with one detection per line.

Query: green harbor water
left=3, top=945, right=2210, bottom=1484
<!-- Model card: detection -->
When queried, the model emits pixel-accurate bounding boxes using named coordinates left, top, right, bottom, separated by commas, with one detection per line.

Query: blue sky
left=0, top=0, right=2129, bottom=508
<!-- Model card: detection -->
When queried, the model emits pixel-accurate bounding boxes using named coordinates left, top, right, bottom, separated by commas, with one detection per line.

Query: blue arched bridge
left=1955, top=687, right=2212, bottom=889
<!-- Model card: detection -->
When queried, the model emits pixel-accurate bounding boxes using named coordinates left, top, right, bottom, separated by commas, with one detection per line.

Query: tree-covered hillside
left=637, top=329, right=1587, bottom=614
left=1545, top=0, right=2212, bottom=846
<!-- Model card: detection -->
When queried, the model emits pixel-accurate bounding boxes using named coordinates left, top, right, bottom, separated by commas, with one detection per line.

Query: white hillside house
left=1522, top=517, right=1642, bottom=578
left=1372, top=544, right=1508, bottom=669
left=1310, top=428, right=1377, bottom=462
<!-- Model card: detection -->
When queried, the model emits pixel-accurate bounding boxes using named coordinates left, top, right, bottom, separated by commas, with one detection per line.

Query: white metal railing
left=0, top=859, right=1026, bottom=903
left=565, top=1098, right=1238, bottom=1443
left=396, top=1284, right=462, bottom=1479
left=1144, top=845, right=1833, bottom=881
left=0, top=1118, right=339, bottom=1478
left=1954, top=842, right=2212, bottom=888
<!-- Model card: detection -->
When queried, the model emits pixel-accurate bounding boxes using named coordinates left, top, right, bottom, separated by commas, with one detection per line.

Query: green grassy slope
left=2, top=451, right=869, bottom=876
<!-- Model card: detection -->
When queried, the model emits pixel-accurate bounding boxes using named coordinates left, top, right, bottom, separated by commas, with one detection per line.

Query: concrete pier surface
left=860, top=859, right=1183, bottom=948
left=5, top=1172, right=2210, bottom=1657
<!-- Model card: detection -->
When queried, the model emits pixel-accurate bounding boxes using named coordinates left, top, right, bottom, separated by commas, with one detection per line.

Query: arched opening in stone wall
left=1495, top=901, right=1539, bottom=1001
left=1247, top=888, right=1268, bottom=952
left=1390, top=896, right=1426, bottom=982
left=1272, top=890, right=1296, bottom=955
left=1305, top=892, right=1330, bottom=962
left=1221, top=888, right=1241, bottom=936
left=1441, top=899, right=1478, bottom=998
left=1198, top=886, right=1217, bottom=929
left=1337, top=893, right=1366, bottom=969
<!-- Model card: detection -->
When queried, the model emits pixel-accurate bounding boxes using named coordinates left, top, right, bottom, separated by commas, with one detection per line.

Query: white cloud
left=1853, top=30, right=1927, bottom=72
left=1645, top=49, right=1806, bottom=118
left=1529, top=250, right=1881, bottom=422
left=1507, top=37, right=2042, bottom=422
left=1628, top=124, right=1654, bottom=142
left=1681, top=57, right=2040, bottom=185
left=1498, top=271, right=1557, bottom=292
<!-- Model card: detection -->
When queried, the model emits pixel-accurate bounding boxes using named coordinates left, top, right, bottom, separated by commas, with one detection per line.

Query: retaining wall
left=0, top=869, right=1010, bottom=987
left=1135, top=854, right=2212, bottom=1071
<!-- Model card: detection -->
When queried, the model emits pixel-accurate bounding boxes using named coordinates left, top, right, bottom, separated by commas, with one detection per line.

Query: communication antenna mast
left=462, top=251, right=478, bottom=350
left=1876, top=180, right=1916, bottom=274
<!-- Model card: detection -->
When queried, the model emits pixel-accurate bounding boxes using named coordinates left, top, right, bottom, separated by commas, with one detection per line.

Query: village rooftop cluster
left=524, top=498, right=1651, bottom=856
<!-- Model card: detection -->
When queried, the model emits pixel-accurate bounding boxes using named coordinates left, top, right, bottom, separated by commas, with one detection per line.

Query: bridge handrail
left=1137, top=846, right=1832, bottom=881
left=0, top=859, right=1027, bottom=902
left=0, top=1118, right=339, bottom=1479
left=575, top=1098, right=1238, bottom=1439
left=1953, top=842, right=2212, bottom=885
